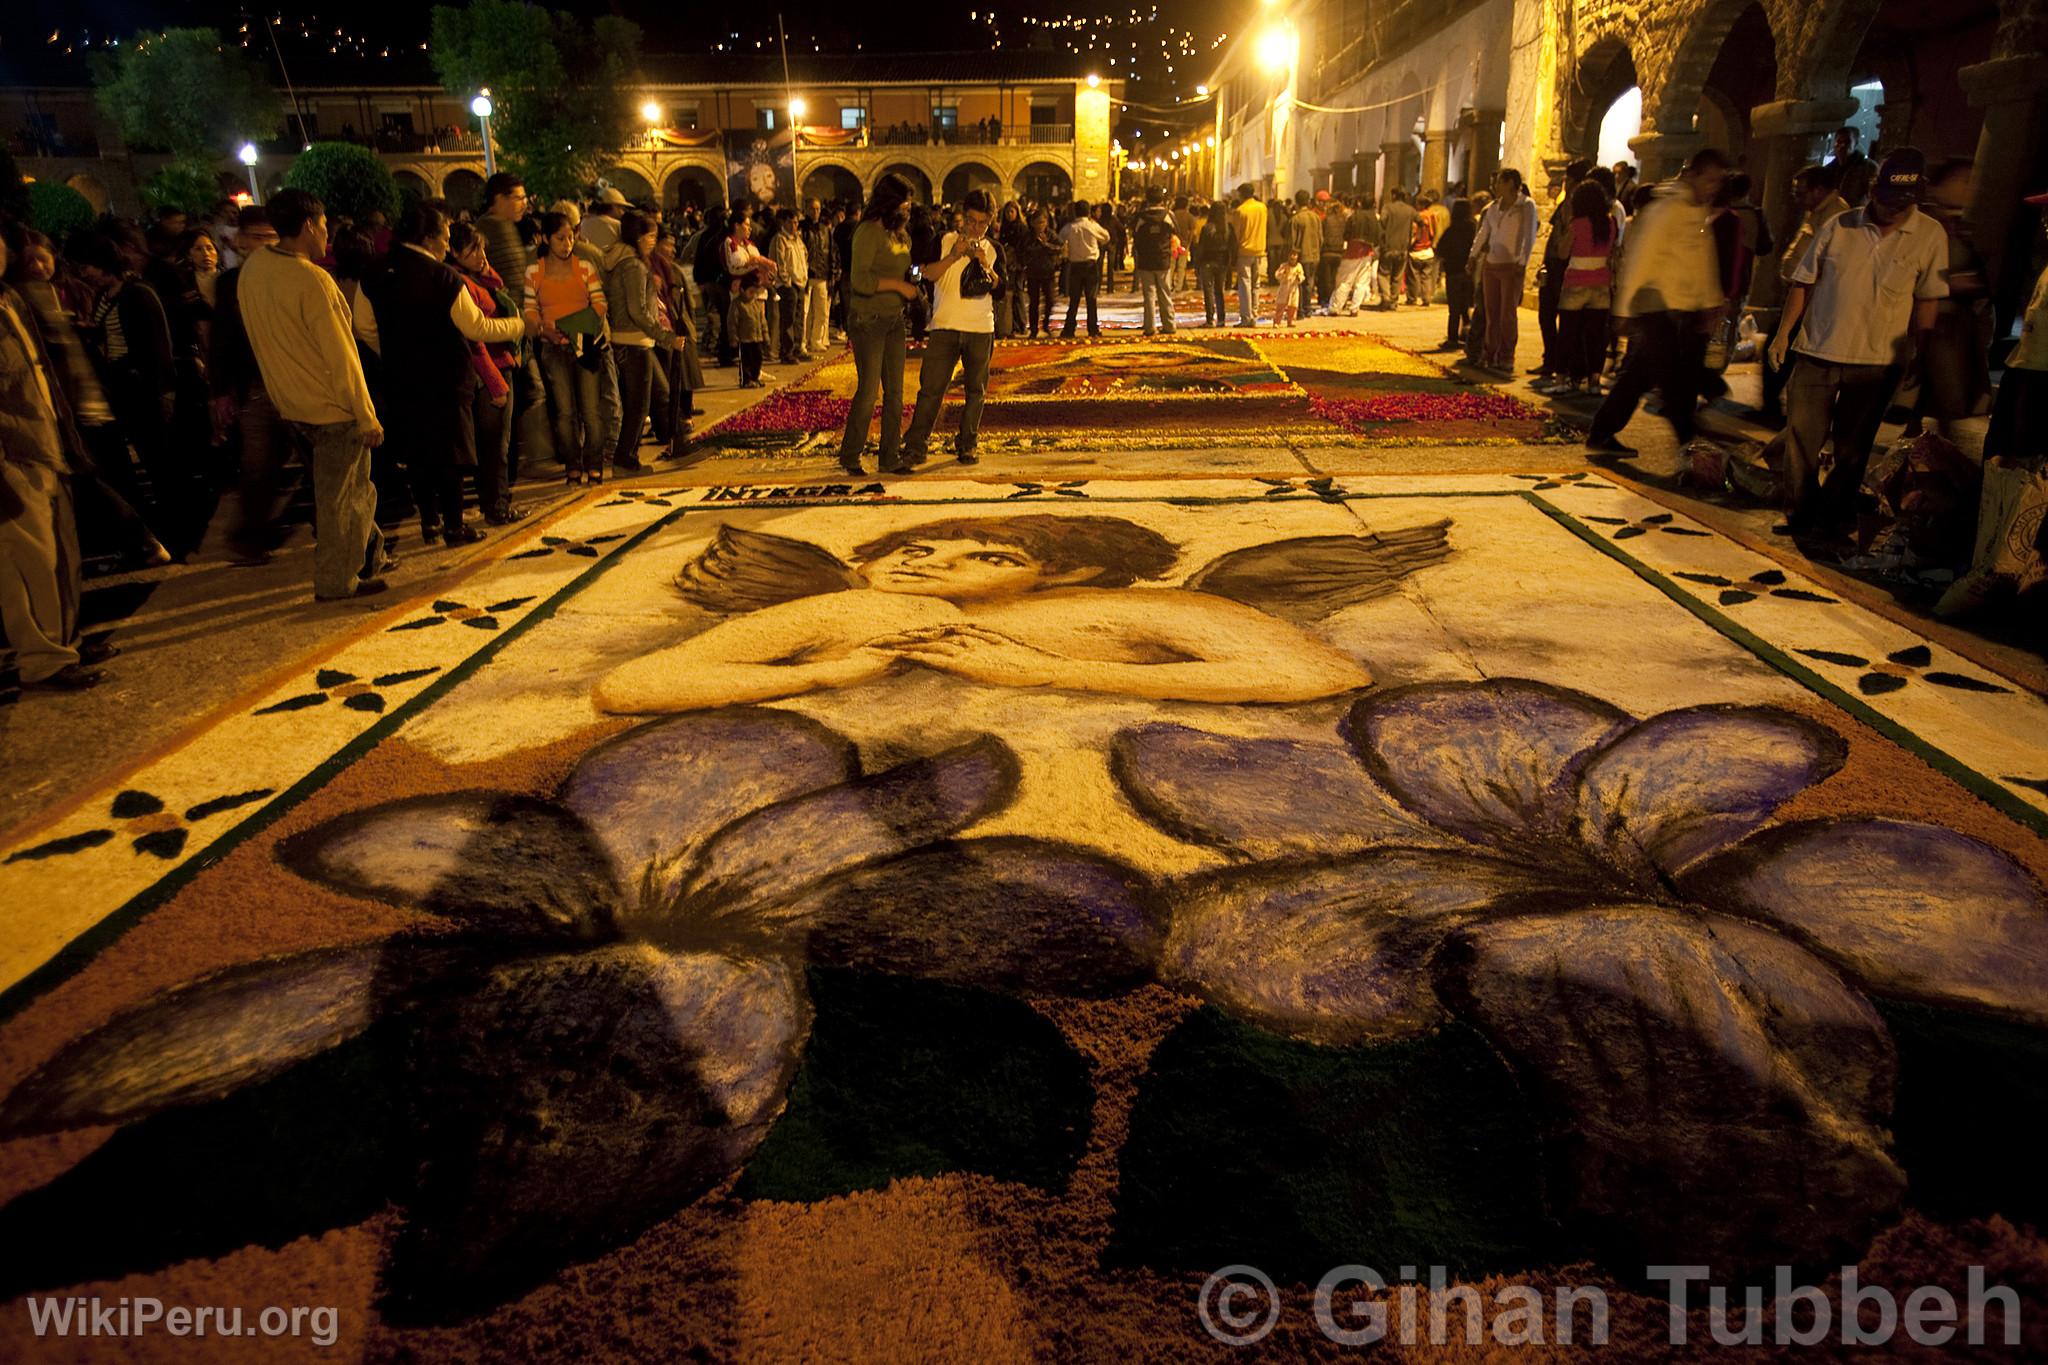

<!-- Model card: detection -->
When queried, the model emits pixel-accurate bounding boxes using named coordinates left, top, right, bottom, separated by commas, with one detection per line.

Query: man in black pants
left=1585, top=150, right=1730, bottom=457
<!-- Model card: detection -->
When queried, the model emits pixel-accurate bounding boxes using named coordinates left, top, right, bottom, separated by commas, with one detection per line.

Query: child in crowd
left=729, top=280, right=769, bottom=387
left=1273, top=249, right=1306, bottom=327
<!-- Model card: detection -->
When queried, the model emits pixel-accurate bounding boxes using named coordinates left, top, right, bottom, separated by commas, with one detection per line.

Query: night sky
left=2, top=0, right=1238, bottom=143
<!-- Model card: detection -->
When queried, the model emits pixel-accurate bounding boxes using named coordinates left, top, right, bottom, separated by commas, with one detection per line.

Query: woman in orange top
left=523, top=212, right=609, bottom=484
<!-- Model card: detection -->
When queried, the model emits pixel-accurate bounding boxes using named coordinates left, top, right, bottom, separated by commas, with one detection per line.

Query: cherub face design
left=859, top=539, right=1061, bottom=600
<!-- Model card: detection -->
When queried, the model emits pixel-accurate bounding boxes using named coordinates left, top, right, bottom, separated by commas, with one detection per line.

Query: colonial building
left=1205, top=0, right=2047, bottom=317
left=4, top=52, right=1120, bottom=217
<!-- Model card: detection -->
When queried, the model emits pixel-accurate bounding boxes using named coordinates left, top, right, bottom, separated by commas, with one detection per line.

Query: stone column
left=1467, top=109, right=1506, bottom=191
left=1746, top=97, right=1859, bottom=316
left=1421, top=129, right=1451, bottom=194
left=1961, top=51, right=2048, bottom=323
left=1380, top=141, right=1409, bottom=196
left=1627, top=130, right=1703, bottom=182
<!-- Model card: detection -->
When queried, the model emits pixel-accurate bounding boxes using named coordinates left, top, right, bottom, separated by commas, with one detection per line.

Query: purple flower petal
left=1681, top=819, right=2048, bottom=1022
left=390, top=943, right=807, bottom=1307
left=764, top=837, right=1164, bottom=996
left=1441, top=904, right=1902, bottom=1267
left=1347, top=680, right=1632, bottom=848
left=278, top=793, right=621, bottom=941
left=665, top=736, right=1020, bottom=931
left=1110, top=724, right=1437, bottom=857
left=559, top=709, right=859, bottom=907
left=1163, top=847, right=1558, bottom=1044
left=1574, top=706, right=1847, bottom=885
left=0, top=943, right=466, bottom=1136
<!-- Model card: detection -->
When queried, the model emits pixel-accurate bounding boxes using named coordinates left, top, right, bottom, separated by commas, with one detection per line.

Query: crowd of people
left=4, top=124, right=2044, bottom=691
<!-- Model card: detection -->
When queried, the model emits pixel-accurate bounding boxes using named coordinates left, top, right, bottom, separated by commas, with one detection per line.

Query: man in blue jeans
left=1232, top=184, right=1269, bottom=327
left=1059, top=201, right=1109, bottom=339
left=903, top=188, right=999, bottom=466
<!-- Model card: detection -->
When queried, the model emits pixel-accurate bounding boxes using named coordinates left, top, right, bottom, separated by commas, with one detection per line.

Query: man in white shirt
left=580, top=187, right=627, bottom=250
left=1468, top=168, right=1540, bottom=371
left=1763, top=148, right=1947, bottom=534
left=902, top=188, right=999, bottom=467
left=1584, top=149, right=1730, bottom=456
left=236, top=188, right=389, bottom=600
left=1059, top=201, right=1111, bottom=339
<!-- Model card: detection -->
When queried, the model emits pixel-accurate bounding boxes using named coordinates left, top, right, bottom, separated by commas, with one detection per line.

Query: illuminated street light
left=1196, top=84, right=1209, bottom=96
left=1086, top=73, right=1100, bottom=88
left=237, top=142, right=261, bottom=203
left=1255, top=25, right=1296, bottom=73
left=640, top=100, right=663, bottom=126
left=789, top=96, right=808, bottom=121
left=471, top=91, right=497, bottom=176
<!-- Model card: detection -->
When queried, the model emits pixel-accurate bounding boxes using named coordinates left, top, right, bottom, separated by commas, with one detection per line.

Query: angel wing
left=1182, top=520, right=1452, bottom=622
left=674, top=524, right=863, bottom=613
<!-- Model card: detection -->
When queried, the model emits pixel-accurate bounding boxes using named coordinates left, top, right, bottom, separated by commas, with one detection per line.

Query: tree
left=27, top=183, right=97, bottom=242
left=143, top=158, right=226, bottom=218
left=430, top=0, right=642, bottom=204
left=284, top=143, right=401, bottom=223
left=90, top=27, right=281, bottom=161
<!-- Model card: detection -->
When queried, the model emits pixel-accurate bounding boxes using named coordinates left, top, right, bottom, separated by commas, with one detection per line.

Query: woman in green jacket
left=838, top=174, right=922, bottom=476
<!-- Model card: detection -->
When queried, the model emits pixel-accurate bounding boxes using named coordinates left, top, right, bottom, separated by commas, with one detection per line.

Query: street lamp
left=470, top=92, right=497, bottom=176
left=641, top=100, right=663, bottom=126
left=238, top=142, right=261, bottom=203
left=1255, top=26, right=1296, bottom=73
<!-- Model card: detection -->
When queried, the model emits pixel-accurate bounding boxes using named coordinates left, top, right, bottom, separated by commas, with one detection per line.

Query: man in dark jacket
left=1131, top=186, right=1178, bottom=336
left=801, top=199, right=837, bottom=357
left=694, top=207, right=735, bottom=365
left=1317, top=192, right=1349, bottom=312
left=359, top=202, right=526, bottom=545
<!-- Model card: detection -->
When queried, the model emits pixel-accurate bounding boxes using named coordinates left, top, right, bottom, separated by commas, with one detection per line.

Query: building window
left=758, top=108, right=778, bottom=131
left=840, top=106, right=864, bottom=130
left=675, top=105, right=700, bottom=128
left=933, top=105, right=958, bottom=130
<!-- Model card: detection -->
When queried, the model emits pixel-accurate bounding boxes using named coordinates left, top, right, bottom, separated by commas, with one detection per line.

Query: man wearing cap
left=1763, top=148, right=1948, bottom=536
left=581, top=187, right=629, bottom=250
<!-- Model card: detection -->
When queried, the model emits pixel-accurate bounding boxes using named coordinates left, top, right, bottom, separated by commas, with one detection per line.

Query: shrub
left=26, top=182, right=97, bottom=240
left=284, top=142, right=400, bottom=223
left=143, top=157, right=225, bottom=218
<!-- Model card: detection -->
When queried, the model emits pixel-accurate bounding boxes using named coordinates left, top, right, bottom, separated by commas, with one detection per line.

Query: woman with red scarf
left=448, top=220, right=524, bottom=525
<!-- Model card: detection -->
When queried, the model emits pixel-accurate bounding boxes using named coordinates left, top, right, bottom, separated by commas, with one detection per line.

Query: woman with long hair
left=523, top=211, right=610, bottom=485
left=447, top=219, right=524, bottom=524
left=995, top=199, right=1029, bottom=339
left=601, top=210, right=681, bottom=473
left=838, top=173, right=921, bottom=476
left=1555, top=180, right=1616, bottom=395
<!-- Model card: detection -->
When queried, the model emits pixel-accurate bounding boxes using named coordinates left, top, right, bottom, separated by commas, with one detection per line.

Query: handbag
left=960, top=254, right=996, bottom=299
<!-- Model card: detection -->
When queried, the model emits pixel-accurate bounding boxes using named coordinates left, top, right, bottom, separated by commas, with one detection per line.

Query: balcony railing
left=1027, top=124, right=1074, bottom=144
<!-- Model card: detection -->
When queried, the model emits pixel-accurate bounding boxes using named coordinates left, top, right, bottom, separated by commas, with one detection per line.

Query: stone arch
left=1643, top=0, right=1783, bottom=138
left=601, top=167, right=656, bottom=208
left=657, top=160, right=726, bottom=211
left=940, top=159, right=1001, bottom=204
left=393, top=169, right=434, bottom=205
left=1012, top=161, right=1072, bottom=203
left=1564, top=38, right=1641, bottom=162
left=1794, top=0, right=1890, bottom=101
left=64, top=173, right=110, bottom=213
left=441, top=167, right=486, bottom=214
left=800, top=163, right=863, bottom=205
left=875, top=162, right=933, bottom=202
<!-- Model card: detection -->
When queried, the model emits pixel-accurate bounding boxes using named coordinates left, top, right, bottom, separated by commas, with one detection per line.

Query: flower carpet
left=0, top=474, right=2044, bottom=1359
left=698, top=332, right=1550, bottom=454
